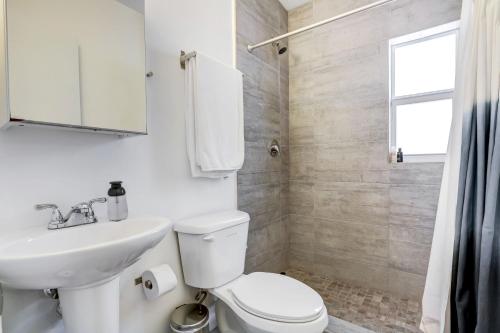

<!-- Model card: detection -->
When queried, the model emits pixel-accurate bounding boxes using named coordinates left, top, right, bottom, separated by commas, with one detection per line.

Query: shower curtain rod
left=247, top=0, right=396, bottom=52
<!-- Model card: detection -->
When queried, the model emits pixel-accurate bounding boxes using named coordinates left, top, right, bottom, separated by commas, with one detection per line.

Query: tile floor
left=212, top=316, right=365, bottom=333
left=286, top=269, right=422, bottom=333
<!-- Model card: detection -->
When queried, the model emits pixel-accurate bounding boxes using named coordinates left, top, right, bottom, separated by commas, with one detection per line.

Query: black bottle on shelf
left=397, top=148, right=404, bottom=163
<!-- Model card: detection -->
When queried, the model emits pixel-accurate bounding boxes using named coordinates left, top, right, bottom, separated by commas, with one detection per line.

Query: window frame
left=389, top=21, right=460, bottom=163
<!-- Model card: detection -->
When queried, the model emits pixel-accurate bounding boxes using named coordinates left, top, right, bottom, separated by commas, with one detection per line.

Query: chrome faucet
left=35, top=198, right=107, bottom=230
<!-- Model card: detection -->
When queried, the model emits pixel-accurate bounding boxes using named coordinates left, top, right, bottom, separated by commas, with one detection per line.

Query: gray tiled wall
left=288, top=0, right=461, bottom=299
left=236, top=0, right=290, bottom=273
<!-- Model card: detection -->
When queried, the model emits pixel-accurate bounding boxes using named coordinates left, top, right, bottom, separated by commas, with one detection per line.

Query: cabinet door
left=78, top=0, right=146, bottom=132
left=8, top=41, right=82, bottom=126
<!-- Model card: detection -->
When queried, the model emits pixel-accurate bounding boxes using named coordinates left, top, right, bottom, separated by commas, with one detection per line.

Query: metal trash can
left=170, top=303, right=209, bottom=333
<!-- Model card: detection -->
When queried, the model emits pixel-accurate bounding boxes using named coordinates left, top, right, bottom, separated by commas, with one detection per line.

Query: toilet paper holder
left=135, top=264, right=178, bottom=300
left=134, top=276, right=153, bottom=289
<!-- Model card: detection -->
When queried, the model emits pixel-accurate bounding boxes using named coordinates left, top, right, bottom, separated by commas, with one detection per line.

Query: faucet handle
left=35, top=204, right=64, bottom=223
left=71, top=198, right=106, bottom=211
left=35, top=203, right=58, bottom=211
left=89, top=197, right=107, bottom=209
left=85, top=198, right=107, bottom=223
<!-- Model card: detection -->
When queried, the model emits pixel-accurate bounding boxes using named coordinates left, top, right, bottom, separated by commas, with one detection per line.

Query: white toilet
left=174, top=210, right=328, bottom=333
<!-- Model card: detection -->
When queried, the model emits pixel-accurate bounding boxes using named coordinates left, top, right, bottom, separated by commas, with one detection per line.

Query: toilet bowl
left=174, top=210, right=328, bottom=333
left=211, top=272, right=328, bottom=333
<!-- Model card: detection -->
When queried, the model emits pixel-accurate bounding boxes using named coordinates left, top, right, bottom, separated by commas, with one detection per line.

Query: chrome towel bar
left=180, top=50, right=197, bottom=69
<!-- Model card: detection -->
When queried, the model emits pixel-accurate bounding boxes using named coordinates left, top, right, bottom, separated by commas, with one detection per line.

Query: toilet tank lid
left=174, top=210, right=250, bottom=234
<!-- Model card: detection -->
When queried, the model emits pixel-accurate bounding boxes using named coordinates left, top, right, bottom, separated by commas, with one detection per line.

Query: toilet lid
left=230, top=272, right=324, bottom=323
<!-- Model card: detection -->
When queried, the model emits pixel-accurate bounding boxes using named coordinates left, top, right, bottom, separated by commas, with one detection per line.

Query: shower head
left=272, top=42, right=288, bottom=55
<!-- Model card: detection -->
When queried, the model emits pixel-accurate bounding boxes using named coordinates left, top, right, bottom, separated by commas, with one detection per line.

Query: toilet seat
left=211, top=273, right=329, bottom=333
left=230, top=272, right=324, bottom=323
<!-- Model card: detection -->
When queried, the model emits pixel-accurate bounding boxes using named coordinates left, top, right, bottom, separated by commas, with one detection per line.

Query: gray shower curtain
left=451, top=0, right=500, bottom=332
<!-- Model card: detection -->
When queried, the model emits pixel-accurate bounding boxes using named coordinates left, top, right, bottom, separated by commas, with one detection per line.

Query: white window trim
left=388, top=21, right=460, bottom=163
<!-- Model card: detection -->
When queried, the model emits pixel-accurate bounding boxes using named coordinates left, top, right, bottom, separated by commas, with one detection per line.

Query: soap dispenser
left=107, top=181, right=128, bottom=221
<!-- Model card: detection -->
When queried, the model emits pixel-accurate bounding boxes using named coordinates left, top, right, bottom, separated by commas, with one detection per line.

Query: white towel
left=185, top=52, right=245, bottom=178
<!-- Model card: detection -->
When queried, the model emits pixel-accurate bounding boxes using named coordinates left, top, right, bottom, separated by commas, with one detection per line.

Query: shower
left=237, top=0, right=461, bottom=331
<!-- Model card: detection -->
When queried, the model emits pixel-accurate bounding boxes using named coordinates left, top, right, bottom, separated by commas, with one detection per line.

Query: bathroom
left=0, top=0, right=497, bottom=332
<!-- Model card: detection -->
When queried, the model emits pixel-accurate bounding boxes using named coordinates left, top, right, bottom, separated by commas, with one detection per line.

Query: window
left=389, top=22, right=459, bottom=162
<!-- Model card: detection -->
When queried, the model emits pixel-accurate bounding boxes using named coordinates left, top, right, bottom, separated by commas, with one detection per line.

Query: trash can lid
left=170, top=303, right=209, bottom=331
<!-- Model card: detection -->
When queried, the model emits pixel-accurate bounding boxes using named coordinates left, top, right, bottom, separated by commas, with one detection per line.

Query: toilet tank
left=174, top=210, right=250, bottom=289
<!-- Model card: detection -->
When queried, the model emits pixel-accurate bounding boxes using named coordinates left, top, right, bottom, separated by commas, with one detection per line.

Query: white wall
left=0, top=0, right=235, bottom=332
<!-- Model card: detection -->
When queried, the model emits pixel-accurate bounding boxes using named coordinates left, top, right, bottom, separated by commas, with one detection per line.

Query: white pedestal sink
left=0, top=217, right=171, bottom=333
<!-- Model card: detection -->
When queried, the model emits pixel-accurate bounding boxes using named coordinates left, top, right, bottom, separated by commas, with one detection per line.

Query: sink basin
left=0, top=217, right=171, bottom=333
left=0, top=217, right=170, bottom=289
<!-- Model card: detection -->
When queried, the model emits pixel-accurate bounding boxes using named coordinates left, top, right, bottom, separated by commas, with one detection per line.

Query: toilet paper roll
left=142, top=264, right=178, bottom=300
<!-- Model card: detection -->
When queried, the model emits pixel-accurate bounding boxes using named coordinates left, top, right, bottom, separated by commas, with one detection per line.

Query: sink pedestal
left=58, top=276, right=120, bottom=333
left=0, top=217, right=171, bottom=333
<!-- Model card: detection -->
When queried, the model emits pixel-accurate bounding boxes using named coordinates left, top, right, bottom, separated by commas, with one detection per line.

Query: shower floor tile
left=286, top=269, right=421, bottom=333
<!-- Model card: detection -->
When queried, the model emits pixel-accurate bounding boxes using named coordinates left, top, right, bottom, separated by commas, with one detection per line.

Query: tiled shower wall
left=236, top=0, right=290, bottom=273
left=287, top=0, right=461, bottom=299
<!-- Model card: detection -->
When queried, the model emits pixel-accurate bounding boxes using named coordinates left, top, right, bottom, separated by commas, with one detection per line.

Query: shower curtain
left=421, top=0, right=500, bottom=332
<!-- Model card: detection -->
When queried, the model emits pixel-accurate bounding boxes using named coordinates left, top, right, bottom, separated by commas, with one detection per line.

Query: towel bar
left=180, top=50, right=197, bottom=69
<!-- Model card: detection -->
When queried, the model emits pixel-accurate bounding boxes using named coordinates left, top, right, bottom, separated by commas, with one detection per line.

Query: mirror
left=0, top=0, right=147, bottom=134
